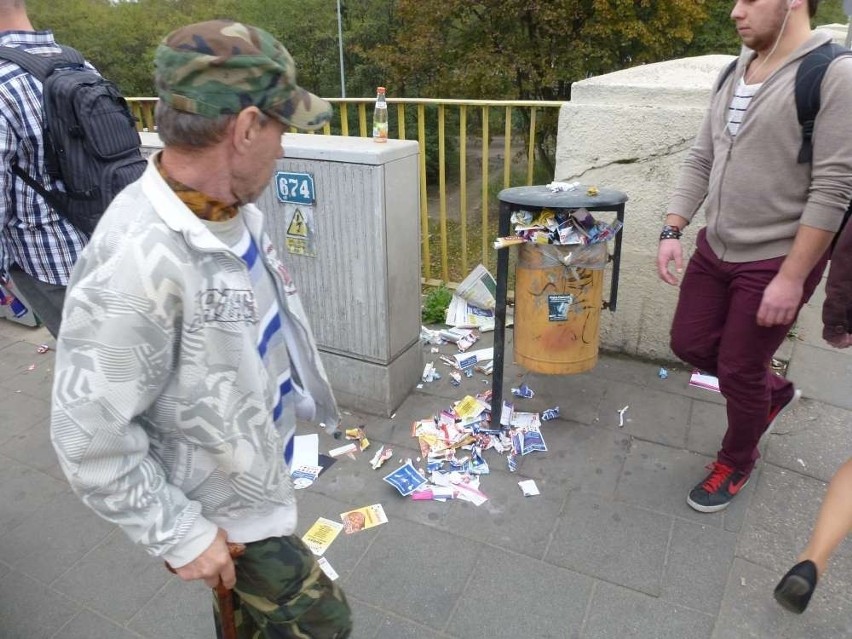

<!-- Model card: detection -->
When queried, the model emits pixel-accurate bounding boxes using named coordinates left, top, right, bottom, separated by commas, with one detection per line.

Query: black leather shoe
left=774, top=560, right=818, bottom=614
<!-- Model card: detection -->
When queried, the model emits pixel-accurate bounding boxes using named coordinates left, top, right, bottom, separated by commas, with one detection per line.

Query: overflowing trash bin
left=514, top=241, right=607, bottom=374
left=489, top=183, right=629, bottom=427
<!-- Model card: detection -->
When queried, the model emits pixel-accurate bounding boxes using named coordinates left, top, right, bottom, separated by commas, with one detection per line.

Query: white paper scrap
left=328, top=442, right=358, bottom=458
left=317, top=557, right=339, bottom=581
left=518, top=479, right=540, bottom=497
left=291, top=434, right=319, bottom=470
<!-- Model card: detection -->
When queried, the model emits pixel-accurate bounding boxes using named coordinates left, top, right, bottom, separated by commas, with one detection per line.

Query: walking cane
left=166, top=542, right=246, bottom=639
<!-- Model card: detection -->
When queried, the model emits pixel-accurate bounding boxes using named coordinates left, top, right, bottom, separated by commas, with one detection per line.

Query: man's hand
left=657, top=239, right=684, bottom=286
left=757, top=273, right=804, bottom=327
left=174, top=528, right=236, bottom=589
left=826, top=333, right=852, bottom=349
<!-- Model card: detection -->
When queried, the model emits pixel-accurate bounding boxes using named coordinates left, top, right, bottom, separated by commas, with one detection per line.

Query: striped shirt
left=0, top=30, right=88, bottom=285
left=726, top=77, right=762, bottom=137
left=204, top=215, right=297, bottom=467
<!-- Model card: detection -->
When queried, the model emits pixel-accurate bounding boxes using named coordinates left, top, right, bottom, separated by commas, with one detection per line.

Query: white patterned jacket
left=50, top=156, right=339, bottom=567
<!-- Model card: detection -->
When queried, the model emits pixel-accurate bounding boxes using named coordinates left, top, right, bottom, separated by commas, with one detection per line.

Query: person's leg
left=774, top=457, right=852, bottom=613
left=715, top=254, right=826, bottom=472
left=8, top=264, right=66, bottom=338
left=216, top=535, right=352, bottom=639
left=685, top=251, right=826, bottom=513
left=797, top=457, right=852, bottom=574
left=669, top=230, right=730, bottom=375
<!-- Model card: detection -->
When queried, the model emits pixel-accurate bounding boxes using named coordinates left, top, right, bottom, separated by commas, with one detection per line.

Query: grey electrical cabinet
left=258, top=134, right=423, bottom=416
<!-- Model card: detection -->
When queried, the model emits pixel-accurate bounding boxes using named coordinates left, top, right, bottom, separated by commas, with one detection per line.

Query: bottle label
left=373, top=121, right=388, bottom=142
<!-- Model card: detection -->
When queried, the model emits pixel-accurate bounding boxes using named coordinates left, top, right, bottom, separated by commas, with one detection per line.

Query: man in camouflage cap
left=51, top=19, right=351, bottom=638
left=155, top=19, right=332, bottom=131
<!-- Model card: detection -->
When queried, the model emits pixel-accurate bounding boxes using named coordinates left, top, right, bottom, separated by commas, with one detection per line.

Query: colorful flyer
left=302, top=517, right=344, bottom=556
left=291, top=465, right=323, bottom=489
left=382, top=460, right=428, bottom=496
left=340, top=504, right=388, bottom=534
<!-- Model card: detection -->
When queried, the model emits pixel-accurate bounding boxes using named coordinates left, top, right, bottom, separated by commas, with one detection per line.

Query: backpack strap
left=0, top=44, right=83, bottom=81
left=10, top=164, right=67, bottom=212
left=715, top=58, right=738, bottom=94
left=795, top=41, right=852, bottom=164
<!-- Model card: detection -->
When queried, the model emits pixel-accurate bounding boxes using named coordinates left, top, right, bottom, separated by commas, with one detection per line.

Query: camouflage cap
left=155, top=20, right=332, bottom=130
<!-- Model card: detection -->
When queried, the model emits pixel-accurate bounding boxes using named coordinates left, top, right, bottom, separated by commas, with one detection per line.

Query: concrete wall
left=554, top=55, right=735, bottom=360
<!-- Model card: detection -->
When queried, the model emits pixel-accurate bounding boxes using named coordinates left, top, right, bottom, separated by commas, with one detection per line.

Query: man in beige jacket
left=657, top=0, right=852, bottom=513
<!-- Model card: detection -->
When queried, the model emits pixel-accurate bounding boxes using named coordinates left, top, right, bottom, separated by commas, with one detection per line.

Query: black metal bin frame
left=489, top=185, right=628, bottom=432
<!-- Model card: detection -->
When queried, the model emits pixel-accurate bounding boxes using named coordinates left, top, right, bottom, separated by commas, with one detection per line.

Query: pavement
left=0, top=287, right=851, bottom=639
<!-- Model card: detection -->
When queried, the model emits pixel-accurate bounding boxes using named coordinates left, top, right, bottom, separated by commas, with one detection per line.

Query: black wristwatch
left=660, top=224, right=682, bottom=241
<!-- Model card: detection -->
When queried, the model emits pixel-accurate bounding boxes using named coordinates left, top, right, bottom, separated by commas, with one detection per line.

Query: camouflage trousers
left=213, top=535, right=352, bottom=639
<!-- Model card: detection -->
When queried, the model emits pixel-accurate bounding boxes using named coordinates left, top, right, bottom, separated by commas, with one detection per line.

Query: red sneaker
left=687, top=461, right=750, bottom=513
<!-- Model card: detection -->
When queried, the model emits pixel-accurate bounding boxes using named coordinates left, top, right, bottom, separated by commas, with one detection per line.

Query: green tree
left=361, top=0, right=708, bottom=174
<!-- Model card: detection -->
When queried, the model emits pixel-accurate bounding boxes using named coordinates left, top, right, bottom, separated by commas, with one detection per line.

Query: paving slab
left=661, top=519, right=737, bottom=615
left=51, top=610, right=145, bottom=639
left=442, top=465, right=567, bottom=560
left=0, top=489, right=114, bottom=584
left=127, top=578, right=213, bottom=639
left=373, top=614, right=452, bottom=639
left=598, top=379, right=693, bottom=449
left=0, top=387, right=51, bottom=440
left=347, top=598, right=387, bottom=639
left=449, top=550, right=594, bottom=639
left=764, top=397, right=852, bottom=483
left=342, top=518, right=481, bottom=630
left=546, top=492, right=672, bottom=597
left=0, top=568, right=79, bottom=639
left=0, top=456, right=69, bottom=534
left=502, top=421, right=629, bottom=497
left=787, top=340, right=852, bottom=409
left=50, top=529, right=173, bottom=624
left=582, top=581, right=715, bottom=639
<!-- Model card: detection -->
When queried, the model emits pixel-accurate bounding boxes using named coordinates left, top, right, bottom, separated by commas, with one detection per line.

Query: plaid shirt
left=0, top=30, right=87, bottom=286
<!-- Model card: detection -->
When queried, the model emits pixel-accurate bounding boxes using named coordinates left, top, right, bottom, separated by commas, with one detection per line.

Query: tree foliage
left=363, top=0, right=709, bottom=101
left=19, top=0, right=851, bottom=100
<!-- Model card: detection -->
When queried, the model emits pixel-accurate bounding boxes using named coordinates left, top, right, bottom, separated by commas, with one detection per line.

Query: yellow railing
left=127, top=97, right=564, bottom=288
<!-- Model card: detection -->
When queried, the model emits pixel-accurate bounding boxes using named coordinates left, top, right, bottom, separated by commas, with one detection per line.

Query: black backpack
left=0, top=45, right=146, bottom=236
left=717, top=42, right=852, bottom=249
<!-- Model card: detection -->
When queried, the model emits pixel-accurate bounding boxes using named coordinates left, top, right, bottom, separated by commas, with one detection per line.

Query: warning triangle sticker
left=287, top=209, right=308, bottom=238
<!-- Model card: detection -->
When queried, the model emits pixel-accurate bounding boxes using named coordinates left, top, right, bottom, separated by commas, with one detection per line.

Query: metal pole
left=846, top=17, right=852, bottom=49
left=336, top=0, right=346, bottom=97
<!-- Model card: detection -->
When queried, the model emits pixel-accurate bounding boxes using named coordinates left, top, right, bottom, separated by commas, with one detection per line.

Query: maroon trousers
left=671, top=230, right=827, bottom=473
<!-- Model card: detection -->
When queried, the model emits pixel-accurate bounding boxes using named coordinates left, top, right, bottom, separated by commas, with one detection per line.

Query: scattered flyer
left=369, top=445, right=393, bottom=469
left=291, top=465, right=323, bottom=489
left=689, top=369, right=721, bottom=393
left=317, top=557, right=339, bottom=581
left=510, top=411, right=541, bottom=429
left=518, top=479, right=540, bottom=496
left=383, top=460, right=428, bottom=496
left=454, top=395, right=488, bottom=420
left=340, top=504, right=388, bottom=534
left=302, top=517, right=344, bottom=556
left=512, top=427, right=548, bottom=455
left=328, top=442, right=358, bottom=458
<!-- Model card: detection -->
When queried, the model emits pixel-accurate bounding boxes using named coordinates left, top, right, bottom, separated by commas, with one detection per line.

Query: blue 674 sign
left=275, top=171, right=315, bottom=205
